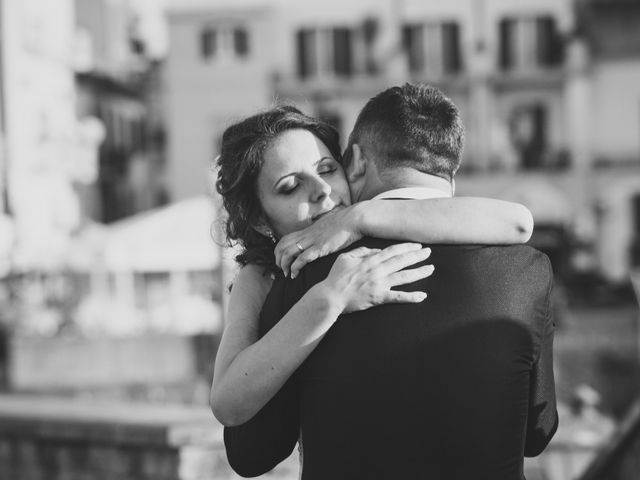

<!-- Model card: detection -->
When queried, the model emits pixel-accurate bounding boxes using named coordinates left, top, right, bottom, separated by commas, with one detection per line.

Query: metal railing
left=577, top=398, right=640, bottom=480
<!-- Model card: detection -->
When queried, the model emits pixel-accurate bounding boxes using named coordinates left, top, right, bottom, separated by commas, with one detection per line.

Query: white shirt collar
left=372, top=187, right=452, bottom=200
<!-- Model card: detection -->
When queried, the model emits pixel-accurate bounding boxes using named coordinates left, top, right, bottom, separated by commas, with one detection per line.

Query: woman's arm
left=276, top=197, right=533, bottom=278
left=211, top=264, right=341, bottom=426
left=211, top=243, right=433, bottom=426
left=358, top=197, right=533, bottom=244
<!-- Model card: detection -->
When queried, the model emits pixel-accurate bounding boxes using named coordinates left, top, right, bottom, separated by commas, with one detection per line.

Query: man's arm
left=524, top=255, right=559, bottom=456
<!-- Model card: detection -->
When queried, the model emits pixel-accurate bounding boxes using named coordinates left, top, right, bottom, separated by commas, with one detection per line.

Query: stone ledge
left=0, top=394, right=222, bottom=447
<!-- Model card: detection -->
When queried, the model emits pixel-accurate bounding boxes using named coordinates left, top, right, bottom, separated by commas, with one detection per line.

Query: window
left=200, top=28, right=217, bottom=59
left=499, top=16, right=563, bottom=71
left=402, top=22, right=462, bottom=75
left=233, top=27, right=249, bottom=57
left=632, top=195, right=640, bottom=267
left=297, top=29, right=317, bottom=78
left=509, top=103, right=548, bottom=169
left=402, top=25, right=425, bottom=72
left=333, top=28, right=353, bottom=77
left=536, top=17, right=563, bottom=66
left=295, top=27, right=355, bottom=79
left=442, top=22, right=462, bottom=73
left=200, top=25, right=250, bottom=60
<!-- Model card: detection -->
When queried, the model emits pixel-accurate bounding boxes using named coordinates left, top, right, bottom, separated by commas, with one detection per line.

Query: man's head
left=344, top=83, right=464, bottom=201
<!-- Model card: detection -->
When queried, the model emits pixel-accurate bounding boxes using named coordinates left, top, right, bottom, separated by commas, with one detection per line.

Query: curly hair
left=215, top=106, right=342, bottom=273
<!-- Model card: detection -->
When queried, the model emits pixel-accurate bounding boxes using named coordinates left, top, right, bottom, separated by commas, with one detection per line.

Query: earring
left=266, top=230, right=277, bottom=244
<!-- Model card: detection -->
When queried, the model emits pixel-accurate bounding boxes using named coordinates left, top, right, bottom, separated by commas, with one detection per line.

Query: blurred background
left=0, top=0, right=639, bottom=479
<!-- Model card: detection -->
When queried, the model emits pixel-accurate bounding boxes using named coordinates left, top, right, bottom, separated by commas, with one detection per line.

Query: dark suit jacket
left=225, top=239, right=558, bottom=480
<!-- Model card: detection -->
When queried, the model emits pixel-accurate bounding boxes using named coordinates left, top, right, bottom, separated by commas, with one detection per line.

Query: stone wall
left=0, top=394, right=298, bottom=480
left=8, top=334, right=220, bottom=393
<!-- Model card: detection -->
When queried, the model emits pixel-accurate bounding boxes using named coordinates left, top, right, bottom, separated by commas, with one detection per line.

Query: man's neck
left=360, top=169, right=453, bottom=200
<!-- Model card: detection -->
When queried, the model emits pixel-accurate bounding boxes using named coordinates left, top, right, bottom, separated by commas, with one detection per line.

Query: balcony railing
left=577, top=397, right=640, bottom=480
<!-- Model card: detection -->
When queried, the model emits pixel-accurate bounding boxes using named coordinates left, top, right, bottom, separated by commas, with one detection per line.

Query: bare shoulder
left=232, top=264, right=274, bottom=298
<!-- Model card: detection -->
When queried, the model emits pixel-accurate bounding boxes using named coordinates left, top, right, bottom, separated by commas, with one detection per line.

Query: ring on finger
left=296, top=242, right=305, bottom=253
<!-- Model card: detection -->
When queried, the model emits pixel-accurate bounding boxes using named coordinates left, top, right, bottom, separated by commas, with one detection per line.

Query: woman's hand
left=275, top=205, right=364, bottom=279
left=318, top=242, right=434, bottom=314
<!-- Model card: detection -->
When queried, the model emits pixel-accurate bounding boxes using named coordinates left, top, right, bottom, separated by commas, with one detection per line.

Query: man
left=225, top=83, right=558, bottom=479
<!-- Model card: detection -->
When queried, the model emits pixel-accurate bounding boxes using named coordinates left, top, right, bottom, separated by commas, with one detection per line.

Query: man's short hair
left=346, top=83, right=464, bottom=181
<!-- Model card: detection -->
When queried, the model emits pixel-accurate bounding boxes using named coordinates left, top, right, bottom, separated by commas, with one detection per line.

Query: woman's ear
left=346, top=144, right=366, bottom=183
left=252, top=218, right=276, bottom=242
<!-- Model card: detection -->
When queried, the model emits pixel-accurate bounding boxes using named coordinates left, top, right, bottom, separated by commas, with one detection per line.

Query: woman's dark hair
left=216, top=105, right=342, bottom=273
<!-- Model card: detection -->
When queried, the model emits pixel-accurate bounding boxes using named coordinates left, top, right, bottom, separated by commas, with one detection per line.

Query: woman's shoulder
left=233, top=264, right=275, bottom=293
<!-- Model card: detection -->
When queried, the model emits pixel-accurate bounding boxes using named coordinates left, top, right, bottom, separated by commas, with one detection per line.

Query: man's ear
left=346, top=144, right=367, bottom=183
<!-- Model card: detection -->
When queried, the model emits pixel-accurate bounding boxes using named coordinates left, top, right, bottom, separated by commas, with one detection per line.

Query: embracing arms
left=210, top=244, right=433, bottom=426
left=358, top=197, right=533, bottom=243
left=213, top=197, right=532, bottom=425
left=276, top=197, right=533, bottom=277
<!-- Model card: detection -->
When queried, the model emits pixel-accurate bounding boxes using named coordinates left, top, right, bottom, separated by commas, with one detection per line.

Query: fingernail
left=291, top=272, right=297, bottom=279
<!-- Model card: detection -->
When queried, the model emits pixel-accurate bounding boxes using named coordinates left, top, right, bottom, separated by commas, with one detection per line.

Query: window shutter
left=402, top=24, right=424, bottom=73
left=233, top=28, right=249, bottom=57
left=536, top=16, right=565, bottom=67
left=442, top=22, right=462, bottom=73
left=333, top=28, right=353, bottom=77
left=499, top=18, right=513, bottom=70
left=200, top=29, right=216, bottom=59
left=296, top=29, right=315, bottom=79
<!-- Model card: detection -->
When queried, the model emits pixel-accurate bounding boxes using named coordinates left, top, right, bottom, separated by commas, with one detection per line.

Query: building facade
left=0, top=0, right=104, bottom=270
left=75, top=0, right=167, bottom=223
left=165, top=0, right=640, bottom=284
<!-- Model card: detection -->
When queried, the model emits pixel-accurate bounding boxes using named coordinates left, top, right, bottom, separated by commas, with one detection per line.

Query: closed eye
left=318, top=166, right=337, bottom=175
left=279, top=183, right=299, bottom=195
left=317, top=158, right=338, bottom=175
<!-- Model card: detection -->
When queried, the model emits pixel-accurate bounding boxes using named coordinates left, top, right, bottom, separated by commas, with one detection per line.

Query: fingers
left=386, top=264, right=434, bottom=287
left=276, top=236, right=306, bottom=277
left=373, top=246, right=432, bottom=277
left=380, top=290, right=428, bottom=304
left=341, top=246, right=380, bottom=258
left=368, top=243, right=424, bottom=264
left=274, top=236, right=293, bottom=272
left=280, top=246, right=301, bottom=278
left=343, top=243, right=425, bottom=274
left=290, top=249, right=321, bottom=279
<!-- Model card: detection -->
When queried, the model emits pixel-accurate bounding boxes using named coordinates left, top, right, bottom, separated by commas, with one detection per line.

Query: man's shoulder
left=423, top=242, right=549, bottom=265
left=440, top=243, right=553, bottom=285
left=477, top=244, right=552, bottom=274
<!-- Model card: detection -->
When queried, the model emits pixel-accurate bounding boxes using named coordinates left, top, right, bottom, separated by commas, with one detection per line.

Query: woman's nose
left=310, top=177, right=331, bottom=202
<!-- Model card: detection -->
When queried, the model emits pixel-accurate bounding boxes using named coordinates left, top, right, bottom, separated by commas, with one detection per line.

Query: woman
left=211, top=106, right=533, bottom=426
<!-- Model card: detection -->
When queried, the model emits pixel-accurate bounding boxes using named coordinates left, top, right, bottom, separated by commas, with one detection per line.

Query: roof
left=69, top=196, right=222, bottom=272
left=165, top=0, right=272, bottom=16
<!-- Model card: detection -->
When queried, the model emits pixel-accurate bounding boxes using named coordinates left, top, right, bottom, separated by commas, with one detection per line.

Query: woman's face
left=256, top=129, right=352, bottom=238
